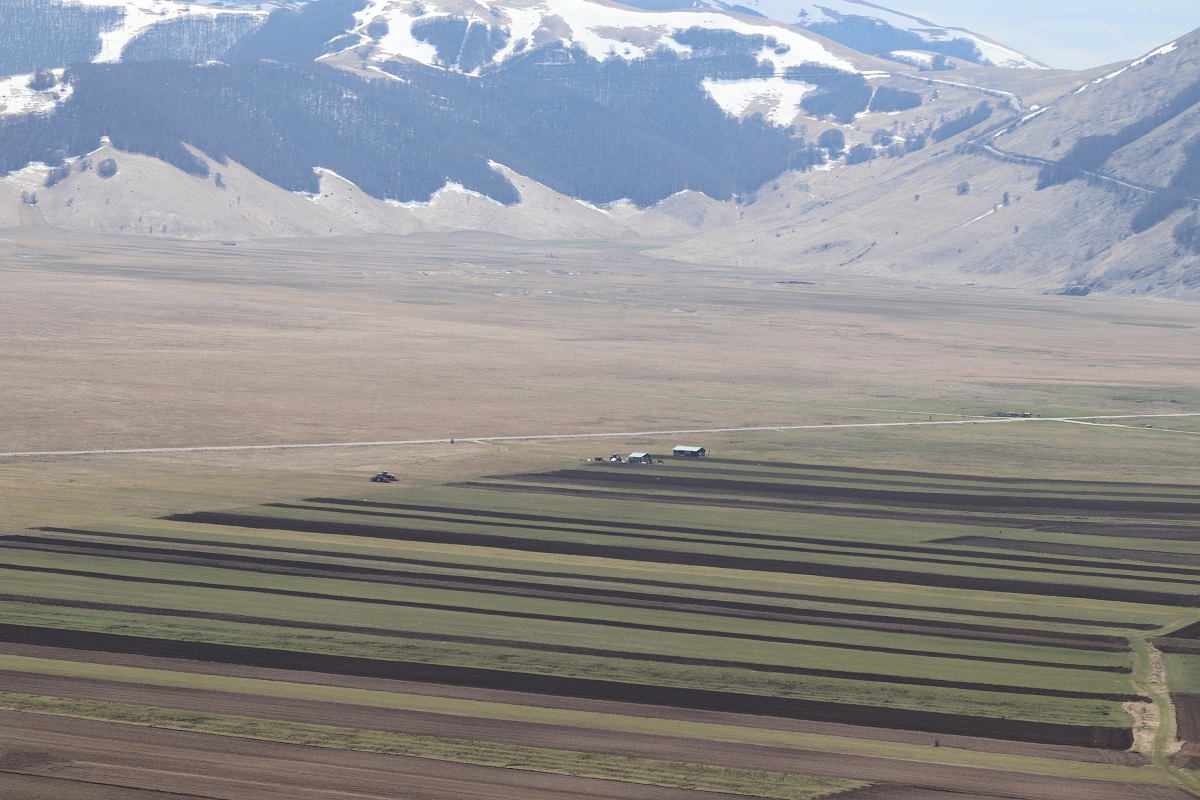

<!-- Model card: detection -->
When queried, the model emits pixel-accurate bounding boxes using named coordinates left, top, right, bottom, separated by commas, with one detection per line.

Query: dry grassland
left=2, top=225, right=1200, bottom=524
left=3, top=229, right=1200, bottom=800
left=2, top=227, right=1199, bottom=452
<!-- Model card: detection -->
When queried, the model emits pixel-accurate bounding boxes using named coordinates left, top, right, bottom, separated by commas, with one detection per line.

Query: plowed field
left=5, top=458, right=1200, bottom=798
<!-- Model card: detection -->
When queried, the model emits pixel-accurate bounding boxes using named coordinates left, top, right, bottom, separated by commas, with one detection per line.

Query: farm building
left=673, top=446, right=706, bottom=457
left=628, top=453, right=652, bottom=463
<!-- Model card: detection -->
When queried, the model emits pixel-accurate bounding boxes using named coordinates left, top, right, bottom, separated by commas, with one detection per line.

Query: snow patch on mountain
left=387, top=179, right=506, bottom=208
left=965, top=36, right=1044, bottom=70
left=683, top=0, right=1047, bottom=69
left=188, top=1, right=293, bottom=7
left=882, top=50, right=936, bottom=69
left=1074, top=41, right=1179, bottom=94
left=0, top=70, right=73, bottom=117
left=65, top=0, right=265, bottom=63
left=354, top=0, right=855, bottom=73
left=357, top=0, right=440, bottom=66
left=702, top=77, right=812, bottom=126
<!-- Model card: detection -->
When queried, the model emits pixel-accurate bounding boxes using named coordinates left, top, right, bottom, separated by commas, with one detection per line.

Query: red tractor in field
left=370, top=471, right=399, bottom=483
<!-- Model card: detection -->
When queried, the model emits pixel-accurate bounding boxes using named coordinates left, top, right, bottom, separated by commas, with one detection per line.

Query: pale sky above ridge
left=889, top=1, right=1197, bottom=69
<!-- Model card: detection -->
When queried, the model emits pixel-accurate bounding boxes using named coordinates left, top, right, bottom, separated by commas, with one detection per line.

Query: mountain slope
left=0, top=0, right=267, bottom=73
left=5, top=0, right=1200, bottom=298
left=0, top=0, right=929, bottom=210
left=617, top=0, right=1047, bottom=69
left=662, top=31, right=1200, bottom=297
left=11, top=141, right=673, bottom=240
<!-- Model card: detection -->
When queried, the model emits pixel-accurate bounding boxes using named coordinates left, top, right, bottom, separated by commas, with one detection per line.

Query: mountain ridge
left=3, top=0, right=1200, bottom=297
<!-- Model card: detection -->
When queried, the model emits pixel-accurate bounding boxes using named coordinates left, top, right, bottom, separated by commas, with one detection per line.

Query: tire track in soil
left=160, top=512, right=1200, bottom=608
left=0, top=595, right=1142, bottom=702
left=0, top=623, right=1134, bottom=749
left=0, top=563, right=1125, bottom=672
left=0, top=536, right=1134, bottom=651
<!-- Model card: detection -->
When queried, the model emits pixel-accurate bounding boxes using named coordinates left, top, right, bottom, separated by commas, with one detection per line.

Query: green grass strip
left=0, top=691, right=865, bottom=800
left=0, top=654, right=1169, bottom=784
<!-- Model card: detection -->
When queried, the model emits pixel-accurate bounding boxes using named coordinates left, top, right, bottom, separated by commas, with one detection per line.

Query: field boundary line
left=1129, top=637, right=1200, bottom=796
left=1, top=413, right=1199, bottom=459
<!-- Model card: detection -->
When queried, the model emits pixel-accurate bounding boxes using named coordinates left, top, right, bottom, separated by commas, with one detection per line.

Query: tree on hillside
left=845, top=143, right=874, bottom=165
left=817, top=128, right=845, bottom=158
left=30, top=69, right=57, bottom=91
left=1174, top=214, right=1200, bottom=254
left=931, top=102, right=992, bottom=142
left=868, top=86, right=921, bottom=113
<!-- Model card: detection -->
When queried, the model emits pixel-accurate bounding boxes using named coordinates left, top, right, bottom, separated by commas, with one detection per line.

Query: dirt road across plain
left=2, top=414, right=1199, bottom=459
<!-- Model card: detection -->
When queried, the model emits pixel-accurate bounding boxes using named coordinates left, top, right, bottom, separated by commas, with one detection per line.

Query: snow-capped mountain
left=349, top=0, right=856, bottom=73
left=620, top=0, right=1048, bottom=69
left=341, top=0, right=877, bottom=125
left=0, top=0, right=1025, bottom=218
left=666, top=26, right=1200, bottom=297
left=5, top=0, right=1200, bottom=297
left=2, top=0, right=878, bottom=125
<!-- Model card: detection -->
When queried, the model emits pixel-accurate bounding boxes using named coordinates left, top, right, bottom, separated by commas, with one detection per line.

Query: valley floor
left=2, top=232, right=1200, bottom=798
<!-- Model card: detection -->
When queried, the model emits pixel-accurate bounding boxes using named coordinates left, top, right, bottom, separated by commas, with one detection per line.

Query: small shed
left=673, top=445, right=706, bottom=458
left=628, top=452, right=652, bottom=463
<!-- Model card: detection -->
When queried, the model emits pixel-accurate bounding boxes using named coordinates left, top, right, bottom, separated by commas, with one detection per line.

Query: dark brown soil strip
left=37, top=527, right=1148, bottom=631
left=0, top=642, right=1149, bottom=767
left=284, top=503, right=1200, bottom=580
left=1150, top=638, right=1200, bottom=655
left=523, top=469, right=1200, bottom=517
left=0, top=563, right=1127, bottom=672
left=837, top=788, right=1023, bottom=800
left=0, top=623, right=1134, bottom=749
left=0, top=670, right=1141, bottom=800
left=0, top=595, right=1139, bottom=702
left=0, top=711, right=767, bottom=800
left=162, top=512, right=1200, bottom=608
left=455, top=481, right=1200, bottom=541
left=1162, top=620, right=1200, bottom=639
left=931, top=537, right=1200, bottom=567
left=624, top=464, right=1200, bottom=501
left=1, top=537, right=1130, bottom=651
left=702, top=458, right=1200, bottom=491
left=1173, top=694, right=1200, bottom=742
left=306, top=497, right=1191, bottom=543
left=1172, top=741, right=1200, bottom=770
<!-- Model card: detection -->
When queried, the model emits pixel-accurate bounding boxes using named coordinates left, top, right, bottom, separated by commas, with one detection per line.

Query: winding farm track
left=0, top=413, right=1198, bottom=459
